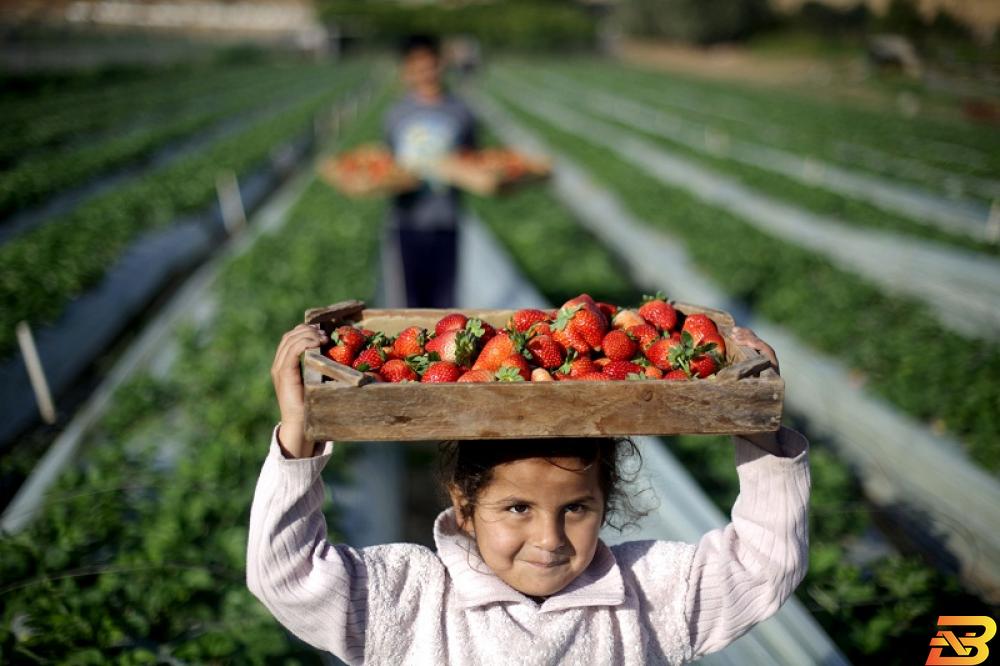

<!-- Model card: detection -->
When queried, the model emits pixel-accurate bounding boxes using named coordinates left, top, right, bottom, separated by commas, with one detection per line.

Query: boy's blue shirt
left=384, top=92, right=478, bottom=231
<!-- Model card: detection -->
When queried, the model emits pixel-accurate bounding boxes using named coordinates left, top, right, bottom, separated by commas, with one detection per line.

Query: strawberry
left=644, top=366, right=664, bottom=379
left=612, top=309, right=645, bottom=330
left=699, top=332, right=727, bottom=358
left=558, top=354, right=597, bottom=378
left=574, top=371, right=608, bottom=382
left=472, top=330, right=527, bottom=372
left=325, top=326, right=366, bottom=365
left=496, top=354, right=532, bottom=382
left=421, top=361, right=462, bottom=383
left=426, top=328, right=477, bottom=367
left=434, top=313, right=468, bottom=337
left=627, top=324, right=660, bottom=351
left=594, top=357, right=611, bottom=368
left=596, top=301, right=618, bottom=321
left=509, top=309, right=550, bottom=333
left=645, top=337, right=682, bottom=370
left=689, top=354, right=719, bottom=379
left=552, top=326, right=589, bottom=355
left=601, top=330, right=637, bottom=361
left=639, top=293, right=678, bottom=331
left=352, top=347, right=385, bottom=372
left=526, top=334, right=564, bottom=369
left=681, top=314, right=719, bottom=344
left=664, top=369, right=689, bottom=381
left=531, top=368, right=554, bottom=382
left=474, top=319, right=497, bottom=343
left=603, top=360, right=643, bottom=381
left=392, top=326, right=427, bottom=358
left=554, top=304, right=607, bottom=352
left=529, top=321, right=553, bottom=337
left=380, top=359, right=418, bottom=383
left=457, top=369, right=495, bottom=383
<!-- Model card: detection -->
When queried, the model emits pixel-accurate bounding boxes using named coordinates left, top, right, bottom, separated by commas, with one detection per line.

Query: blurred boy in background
left=384, top=34, right=478, bottom=308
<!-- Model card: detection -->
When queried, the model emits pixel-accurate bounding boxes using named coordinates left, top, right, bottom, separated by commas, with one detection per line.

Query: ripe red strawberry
left=435, top=313, right=468, bottom=337
left=352, top=347, right=385, bottom=372
left=639, top=293, right=678, bottom=331
left=552, top=326, right=589, bottom=355
left=496, top=354, right=532, bottom=382
left=626, top=324, right=660, bottom=351
left=530, top=321, right=553, bottom=337
left=596, top=301, right=618, bottom=321
left=574, top=371, right=608, bottom=382
left=380, top=359, right=418, bottom=383
left=392, top=326, right=427, bottom=358
left=644, top=366, right=664, bottom=379
left=421, top=361, right=462, bottom=383
left=612, top=309, right=645, bottom=330
left=664, top=369, right=689, bottom=381
left=699, top=332, right=727, bottom=358
left=645, top=337, right=681, bottom=370
left=558, top=355, right=597, bottom=378
left=603, top=360, right=643, bottom=381
left=509, top=309, right=550, bottom=333
left=601, top=330, right=637, bottom=361
left=457, top=369, right=495, bottom=383
left=689, top=354, right=719, bottom=379
left=474, top=319, right=497, bottom=343
left=554, top=304, right=607, bottom=352
left=593, top=357, right=611, bottom=369
left=325, top=326, right=366, bottom=365
left=531, top=368, right=554, bottom=382
left=426, top=329, right=477, bottom=367
left=473, top=330, right=527, bottom=372
left=681, top=314, right=719, bottom=344
left=526, top=334, right=564, bottom=369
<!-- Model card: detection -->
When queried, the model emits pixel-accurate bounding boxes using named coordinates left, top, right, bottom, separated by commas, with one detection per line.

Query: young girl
left=249, top=324, right=810, bottom=665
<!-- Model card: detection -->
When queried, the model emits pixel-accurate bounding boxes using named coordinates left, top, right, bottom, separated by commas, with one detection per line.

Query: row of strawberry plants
left=465, top=145, right=996, bottom=664
left=0, top=63, right=366, bottom=359
left=0, top=62, right=311, bottom=167
left=507, top=64, right=996, bottom=256
left=0, top=63, right=353, bottom=220
left=0, top=95, right=389, bottom=663
left=547, top=58, right=1000, bottom=198
left=484, top=81, right=1000, bottom=475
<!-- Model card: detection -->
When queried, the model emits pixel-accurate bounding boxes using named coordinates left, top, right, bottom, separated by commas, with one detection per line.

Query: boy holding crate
left=384, top=34, right=478, bottom=308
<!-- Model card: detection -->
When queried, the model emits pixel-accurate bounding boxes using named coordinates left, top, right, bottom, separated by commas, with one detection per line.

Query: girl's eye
left=508, top=504, right=530, bottom=514
left=565, top=503, right=585, bottom=514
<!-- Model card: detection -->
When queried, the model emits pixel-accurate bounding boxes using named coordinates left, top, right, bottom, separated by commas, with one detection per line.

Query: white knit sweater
left=247, top=428, right=810, bottom=665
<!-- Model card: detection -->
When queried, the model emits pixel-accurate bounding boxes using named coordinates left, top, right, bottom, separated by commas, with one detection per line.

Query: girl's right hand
left=270, top=323, right=328, bottom=458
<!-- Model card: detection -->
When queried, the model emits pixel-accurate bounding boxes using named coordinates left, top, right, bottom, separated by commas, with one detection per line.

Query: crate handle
left=303, top=350, right=374, bottom=387
left=717, top=350, right=774, bottom=382
left=304, top=300, right=366, bottom=327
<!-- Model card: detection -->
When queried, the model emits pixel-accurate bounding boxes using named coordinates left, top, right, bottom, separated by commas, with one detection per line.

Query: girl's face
left=452, top=456, right=604, bottom=599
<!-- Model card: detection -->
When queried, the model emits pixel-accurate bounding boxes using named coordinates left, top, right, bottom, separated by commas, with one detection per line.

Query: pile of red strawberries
left=323, top=293, right=727, bottom=383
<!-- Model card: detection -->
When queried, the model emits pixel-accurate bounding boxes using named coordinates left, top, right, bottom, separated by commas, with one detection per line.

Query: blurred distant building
left=0, top=0, right=328, bottom=51
left=770, top=0, right=1000, bottom=43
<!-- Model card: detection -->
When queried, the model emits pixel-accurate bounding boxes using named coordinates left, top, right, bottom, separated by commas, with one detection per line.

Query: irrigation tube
left=458, top=213, right=848, bottom=665
left=470, top=88, right=1000, bottom=605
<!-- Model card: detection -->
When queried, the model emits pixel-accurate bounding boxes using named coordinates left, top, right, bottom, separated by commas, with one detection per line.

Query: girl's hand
left=270, top=323, right=327, bottom=458
left=730, top=327, right=785, bottom=456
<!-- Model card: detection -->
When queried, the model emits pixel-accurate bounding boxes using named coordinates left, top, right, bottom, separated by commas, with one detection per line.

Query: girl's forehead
left=482, top=457, right=602, bottom=498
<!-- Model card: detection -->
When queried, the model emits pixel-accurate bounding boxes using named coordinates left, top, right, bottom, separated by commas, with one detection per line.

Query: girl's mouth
left=522, top=560, right=569, bottom=569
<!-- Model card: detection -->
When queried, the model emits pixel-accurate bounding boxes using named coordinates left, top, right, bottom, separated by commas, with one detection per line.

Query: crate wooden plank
left=302, top=302, right=782, bottom=441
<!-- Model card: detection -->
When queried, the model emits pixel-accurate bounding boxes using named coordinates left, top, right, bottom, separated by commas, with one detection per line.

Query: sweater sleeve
left=685, top=427, right=811, bottom=659
left=245, top=428, right=371, bottom=664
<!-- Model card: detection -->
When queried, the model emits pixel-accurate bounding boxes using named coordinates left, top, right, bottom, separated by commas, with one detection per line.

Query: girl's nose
left=533, top=514, right=566, bottom=551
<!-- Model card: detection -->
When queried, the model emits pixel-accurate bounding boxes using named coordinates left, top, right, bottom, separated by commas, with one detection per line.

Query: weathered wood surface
left=305, top=379, right=782, bottom=441
left=302, top=303, right=783, bottom=441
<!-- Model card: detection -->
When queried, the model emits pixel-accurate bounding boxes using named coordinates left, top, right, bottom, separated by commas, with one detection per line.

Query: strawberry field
left=1, top=46, right=999, bottom=665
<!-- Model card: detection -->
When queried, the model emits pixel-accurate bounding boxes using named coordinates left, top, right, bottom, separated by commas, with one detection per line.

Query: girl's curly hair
left=439, top=438, right=648, bottom=532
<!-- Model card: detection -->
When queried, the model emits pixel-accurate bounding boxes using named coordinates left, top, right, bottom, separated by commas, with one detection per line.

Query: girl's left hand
left=731, top=326, right=779, bottom=375
left=730, top=327, right=785, bottom=456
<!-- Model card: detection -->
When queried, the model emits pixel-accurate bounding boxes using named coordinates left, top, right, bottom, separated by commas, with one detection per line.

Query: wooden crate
left=302, top=301, right=783, bottom=442
left=436, top=149, right=551, bottom=196
left=317, top=145, right=418, bottom=198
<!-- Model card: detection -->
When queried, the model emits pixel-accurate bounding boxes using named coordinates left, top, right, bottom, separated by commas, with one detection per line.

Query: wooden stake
left=16, top=321, right=56, bottom=424
left=987, top=200, right=1000, bottom=244
left=216, top=170, right=246, bottom=235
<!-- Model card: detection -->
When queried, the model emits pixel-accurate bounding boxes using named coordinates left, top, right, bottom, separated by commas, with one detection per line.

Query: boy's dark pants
left=397, top=227, right=457, bottom=309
